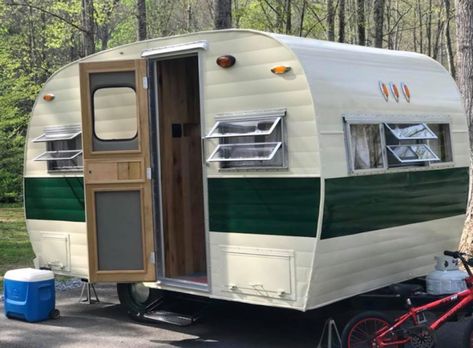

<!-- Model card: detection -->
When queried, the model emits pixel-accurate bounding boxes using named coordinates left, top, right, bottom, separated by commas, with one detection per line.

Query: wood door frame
left=148, top=51, right=211, bottom=291
left=79, top=59, right=156, bottom=283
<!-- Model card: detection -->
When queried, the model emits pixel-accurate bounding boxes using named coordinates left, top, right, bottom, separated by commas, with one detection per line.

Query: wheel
left=49, top=309, right=60, bottom=319
left=117, top=283, right=165, bottom=315
left=341, top=311, right=400, bottom=348
left=463, top=318, right=473, bottom=348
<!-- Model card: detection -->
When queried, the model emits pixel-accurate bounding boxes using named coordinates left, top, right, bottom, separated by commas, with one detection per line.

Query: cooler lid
left=4, top=268, right=54, bottom=282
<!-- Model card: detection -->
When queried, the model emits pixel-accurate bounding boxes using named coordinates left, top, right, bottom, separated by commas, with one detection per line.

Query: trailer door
left=79, top=60, right=156, bottom=283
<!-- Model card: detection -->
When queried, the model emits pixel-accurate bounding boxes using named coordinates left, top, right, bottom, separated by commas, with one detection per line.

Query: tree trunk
left=214, top=0, right=232, bottom=29
left=338, top=0, right=346, bottom=42
left=357, top=0, right=366, bottom=45
left=427, top=0, right=432, bottom=56
left=444, top=0, right=456, bottom=78
left=456, top=0, right=473, bottom=253
left=81, top=0, right=95, bottom=56
left=137, top=0, right=147, bottom=40
left=285, top=0, right=292, bottom=34
left=373, top=0, right=385, bottom=47
left=327, top=0, right=335, bottom=41
left=298, top=0, right=307, bottom=37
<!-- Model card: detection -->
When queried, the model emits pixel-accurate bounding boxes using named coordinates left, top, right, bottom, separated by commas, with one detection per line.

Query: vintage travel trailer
left=24, top=29, right=469, bottom=313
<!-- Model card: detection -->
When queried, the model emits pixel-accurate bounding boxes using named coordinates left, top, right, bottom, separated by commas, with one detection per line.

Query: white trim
left=214, top=108, right=286, bottom=121
left=343, top=114, right=451, bottom=124
left=141, top=40, right=208, bottom=58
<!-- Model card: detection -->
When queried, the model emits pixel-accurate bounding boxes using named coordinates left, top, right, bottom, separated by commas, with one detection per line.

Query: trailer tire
left=463, top=318, right=473, bottom=348
left=117, top=283, right=165, bottom=315
left=341, top=311, right=401, bottom=348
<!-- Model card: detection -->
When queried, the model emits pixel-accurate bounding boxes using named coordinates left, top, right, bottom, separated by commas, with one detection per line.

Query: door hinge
left=142, top=76, right=148, bottom=89
left=146, top=167, right=152, bottom=180
left=149, top=251, right=156, bottom=264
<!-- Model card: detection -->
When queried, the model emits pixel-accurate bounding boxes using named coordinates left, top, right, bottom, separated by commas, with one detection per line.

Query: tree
left=327, top=0, right=335, bottom=41
left=81, top=0, right=95, bottom=55
left=444, top=0, right=455, bottom=78
left=137, top=0, right=147, bottom=40
left=214, top=0, right=232, bottom=29
left=457, top=0, right=473, bottom=253
left=373, top=0, right=385, bottom=47
left=338, top=0, right=345, bottom=42
left=357, top=0, right=366, bottom=45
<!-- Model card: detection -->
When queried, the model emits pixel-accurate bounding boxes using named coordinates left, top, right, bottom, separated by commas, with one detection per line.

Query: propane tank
left=426, top=256, right=468, bottom=295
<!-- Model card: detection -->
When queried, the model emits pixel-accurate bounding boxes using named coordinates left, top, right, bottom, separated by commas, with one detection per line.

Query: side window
left=349, top=124, right=384, bottom=170
left=33, top=125, right=83, bottom=172
left=205, top=109, right=286, bottom=170
left=93, top=87, right=137, bottom=141
left=346, top=121, right=452, bottom=173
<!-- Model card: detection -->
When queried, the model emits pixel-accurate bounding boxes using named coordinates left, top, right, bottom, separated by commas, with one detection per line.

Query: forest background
left=0, top=0, right=466, bottom=203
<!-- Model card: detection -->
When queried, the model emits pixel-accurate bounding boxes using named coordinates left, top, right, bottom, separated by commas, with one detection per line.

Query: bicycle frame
left=375, top=276, right=473, bottom=347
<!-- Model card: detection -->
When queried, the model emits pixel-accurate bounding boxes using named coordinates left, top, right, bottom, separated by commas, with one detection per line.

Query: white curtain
left=350, top=124, right=383, bottom=169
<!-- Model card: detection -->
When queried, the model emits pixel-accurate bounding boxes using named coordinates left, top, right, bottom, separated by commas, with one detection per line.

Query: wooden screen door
left=79, top=60, right=156, bottom=283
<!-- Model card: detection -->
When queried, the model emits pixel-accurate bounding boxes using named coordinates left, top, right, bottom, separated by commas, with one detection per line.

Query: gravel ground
left=0, top=281, right=469, bottom=348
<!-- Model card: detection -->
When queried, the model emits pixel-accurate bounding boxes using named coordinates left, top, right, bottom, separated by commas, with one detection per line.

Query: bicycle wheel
left=341, top=311, right=400, bottom=348
left=463, top=318, right=473, bottom=348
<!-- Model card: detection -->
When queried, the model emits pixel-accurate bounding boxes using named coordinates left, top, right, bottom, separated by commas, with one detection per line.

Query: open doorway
left=154, top=55, right=207, bottom=285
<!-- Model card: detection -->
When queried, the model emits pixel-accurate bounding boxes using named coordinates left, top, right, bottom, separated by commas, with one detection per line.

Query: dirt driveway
left=0, top=283, right=469, bottom=347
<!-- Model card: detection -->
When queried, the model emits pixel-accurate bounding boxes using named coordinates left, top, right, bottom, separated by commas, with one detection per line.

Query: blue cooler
left=3, top=268, right=55, bottom=322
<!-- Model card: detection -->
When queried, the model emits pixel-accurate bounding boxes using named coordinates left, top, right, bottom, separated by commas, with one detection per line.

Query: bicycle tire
left=341, top=310, right=402, bottom=348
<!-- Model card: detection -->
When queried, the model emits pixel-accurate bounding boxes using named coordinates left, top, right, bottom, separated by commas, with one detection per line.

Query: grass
left=0, top=207, right=34, bottom=292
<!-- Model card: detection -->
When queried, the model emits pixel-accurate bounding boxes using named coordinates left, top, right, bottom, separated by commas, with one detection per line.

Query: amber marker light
left=379, top=81, right=389, bottom=101
left=390, top=82, right=400, bottom=102
left=271, top=65, right=291, bottom=74
left=401, top=82, right=411, bottom=102
left=216, top=55, right=236, bottom=68
left=43, top=93, right=55, bottom=102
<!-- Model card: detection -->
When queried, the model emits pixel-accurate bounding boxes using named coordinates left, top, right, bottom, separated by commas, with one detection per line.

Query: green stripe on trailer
left=208, top=177, right=321, bottom=237
left=321, top=167, right=469, bottom=239
left=24, top=177, right=85, bottom=222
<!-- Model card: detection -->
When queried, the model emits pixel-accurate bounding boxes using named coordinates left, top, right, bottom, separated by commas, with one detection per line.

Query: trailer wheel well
left=117, top=283, right=165, bottom=315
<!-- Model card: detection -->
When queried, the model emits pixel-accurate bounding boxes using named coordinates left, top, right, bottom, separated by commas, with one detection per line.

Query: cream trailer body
left=24, top=30, right=469, bottom=311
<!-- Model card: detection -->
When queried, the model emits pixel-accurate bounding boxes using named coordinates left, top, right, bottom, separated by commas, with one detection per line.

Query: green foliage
left=0, top=207, right=34, bottom=290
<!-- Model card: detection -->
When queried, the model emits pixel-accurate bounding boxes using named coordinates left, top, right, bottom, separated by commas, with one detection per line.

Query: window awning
left=387, top=144, right=439, bottom=163
left=33, top=125, right=82, bottom=143
left=33, top=150, right=82, bottom=161
left=207, top=142, right=282, bottom=162
left=384, top=123, right=437, bottom=140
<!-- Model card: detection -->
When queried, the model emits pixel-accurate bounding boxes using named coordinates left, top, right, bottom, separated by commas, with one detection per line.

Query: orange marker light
left=390, top=83, right=400, bottom=102
left=401, top=82, right=411, bottom=102
left=271, top=65, right=291, bottom=74
left=216, top=55, right=236, bottom=68
left=379, top=81, right=389, bottom=101
left=43, top=93, right=55, bottom=102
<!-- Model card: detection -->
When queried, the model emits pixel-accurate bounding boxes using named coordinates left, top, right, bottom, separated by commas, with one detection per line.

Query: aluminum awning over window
left=32, top=124, right=82, bottom=143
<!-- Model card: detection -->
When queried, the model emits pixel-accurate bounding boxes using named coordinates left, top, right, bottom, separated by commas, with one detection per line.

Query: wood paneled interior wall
left=156, top=55, right=206, bottom=279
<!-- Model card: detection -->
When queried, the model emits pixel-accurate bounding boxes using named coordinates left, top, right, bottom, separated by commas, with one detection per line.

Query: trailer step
left=141, top=310, right=196, bottom=326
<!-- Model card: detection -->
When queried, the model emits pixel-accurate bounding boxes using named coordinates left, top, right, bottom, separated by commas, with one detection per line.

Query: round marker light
left=271, top=65, right=291, bottom=74
left=401, top=82, right=411, bottom=102
left=43, top=93, right=55, bottom=102
left=390, top=83, right=400, bottom=102
left=379, top=81, right=389, bottom=101
left=216, top=55, right=236, bottom=68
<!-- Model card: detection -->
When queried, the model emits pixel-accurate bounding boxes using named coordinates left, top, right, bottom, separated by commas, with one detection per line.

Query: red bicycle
left=342, top=250, right=473, bottom=348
